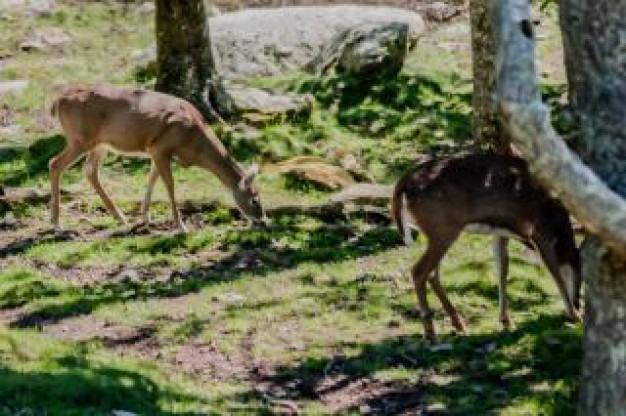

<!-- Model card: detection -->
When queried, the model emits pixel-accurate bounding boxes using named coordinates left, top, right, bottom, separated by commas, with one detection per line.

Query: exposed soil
left=256, top=370, right=426, bottom=414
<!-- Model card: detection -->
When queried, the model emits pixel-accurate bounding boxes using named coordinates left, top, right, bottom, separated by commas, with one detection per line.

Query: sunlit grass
left=0, top=2, right=579, bottom=414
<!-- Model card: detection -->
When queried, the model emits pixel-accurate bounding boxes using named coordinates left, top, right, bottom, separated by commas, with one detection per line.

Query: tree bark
left=491, top=0, right=626, bottom=257
left=579, top=238, right=626, bottom=416
left=558, top=2, right=626, bottom=414
left=470, top=0, right=509, bottom=152
left=490, top=1, right=626, bottom=413
left=559, top=1, right=626, bottom=196
left=154, top=0, right=223, bottom=122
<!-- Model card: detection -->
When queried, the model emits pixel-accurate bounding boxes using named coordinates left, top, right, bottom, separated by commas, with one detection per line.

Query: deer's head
left=233, top=164, right=266, bottom=226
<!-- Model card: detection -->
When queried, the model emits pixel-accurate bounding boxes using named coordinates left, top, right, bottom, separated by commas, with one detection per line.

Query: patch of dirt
left=0, top=306, right=26, bottom=323
left=44, top=315, right=162, bottom=359
left=45, top=316, right=146, bottom=343
left=172, top=341, right=252, bottom=382
left=257, top=372, right=425, bottom=414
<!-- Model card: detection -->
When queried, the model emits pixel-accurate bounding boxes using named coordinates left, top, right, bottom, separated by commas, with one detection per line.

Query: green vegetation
left=0, top=2, right=580, bottom=414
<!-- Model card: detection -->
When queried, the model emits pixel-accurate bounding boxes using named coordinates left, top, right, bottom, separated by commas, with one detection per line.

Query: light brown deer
left=50, top=84, right=265, bottom=233
left=391, top=153, right=582, bottom=342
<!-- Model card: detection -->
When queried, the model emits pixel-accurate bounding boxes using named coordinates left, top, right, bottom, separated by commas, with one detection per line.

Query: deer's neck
left=183, top=132, right=245, bottom=190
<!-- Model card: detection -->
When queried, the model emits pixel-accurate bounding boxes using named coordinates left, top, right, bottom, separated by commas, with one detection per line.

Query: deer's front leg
left=151, top=154, right=187, bottom=234
left=533, top=235, right=581, bottom=323
left=84, top=147, right=127, bottom=225
left=140, top=160, right=160, bottom=224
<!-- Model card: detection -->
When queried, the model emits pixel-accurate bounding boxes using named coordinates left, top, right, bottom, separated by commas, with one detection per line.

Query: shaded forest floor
left=0, top=1, right=579, bottom=414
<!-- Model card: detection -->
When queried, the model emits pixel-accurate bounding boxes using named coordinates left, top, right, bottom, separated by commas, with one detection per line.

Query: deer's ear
left=239, top=164, right=259, bottom=190
left=247, top=163, right=259, bottom=178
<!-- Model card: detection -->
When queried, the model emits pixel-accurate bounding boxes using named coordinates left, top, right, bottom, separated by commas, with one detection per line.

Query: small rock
left=20, top=27, right=71, bottom=51
left=213, top=81, right=313, bottom=123
left=422, top=2, right=463, bottom=23
left=222, top=291, right=245, bottom=304
left=476, top=341, right=498, bottom=354
left=233, top=123, right=261, bottom=141
left=117, top=268, right=140, bottom=282
left=471, top=384, right=485, bottom=393
left=112, top=411, right=138, bottom=416
left=429, top=343, right=453, bottom=353
left=0, top=80, right=29, bottom=95
left=0, top=124, right=20, bottom=136
left=543, top=336, right=562, bottom=346
left=28, top=0, right=55, bottom=16
left=426, top=402, right=446, bottom=412
left=0, top=0, right=25, bottom=9
left=136, top=1, right=154, bottom=15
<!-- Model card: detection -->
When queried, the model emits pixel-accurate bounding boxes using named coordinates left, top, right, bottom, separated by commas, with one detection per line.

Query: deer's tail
left=392, top=180, right=414, bottom=246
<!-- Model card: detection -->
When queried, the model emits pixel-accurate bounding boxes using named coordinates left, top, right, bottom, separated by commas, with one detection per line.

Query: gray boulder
left=307, top=21, right=411, bottom=78
left=210, top=6, right=425, bottom=78
left=135, top=6, right=424, bottom=79
left=20, top=27, right=71, bottom=51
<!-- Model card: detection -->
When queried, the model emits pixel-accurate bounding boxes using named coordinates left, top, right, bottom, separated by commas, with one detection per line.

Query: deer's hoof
left=451, top=317, right=467, bottom=333
left=500, top=317, right=514, bottom=331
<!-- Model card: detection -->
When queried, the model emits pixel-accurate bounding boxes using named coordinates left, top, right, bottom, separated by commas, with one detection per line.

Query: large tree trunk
left=489, top=0, right=626, bottom=413
left=559, top=1, right=626, bottom=196
left=558, top=2, right=626, bottom=414
left=579, top=239, right=626, bottom=416
left=154, top=0, right=223, bottom=122
left=469, top=0, right=509, bottom=152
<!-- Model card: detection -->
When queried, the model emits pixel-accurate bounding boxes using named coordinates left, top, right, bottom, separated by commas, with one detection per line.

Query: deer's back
left=53, top=84, right=204, bottom=154
left=398, top=154, right=560, bottom=234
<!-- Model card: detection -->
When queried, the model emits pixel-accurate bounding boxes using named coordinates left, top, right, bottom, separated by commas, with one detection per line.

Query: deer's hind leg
left=49, top=140, right=87, bottom=230
left=411, top=232, right=458, bottom=342
left=429, top=266, right=466, bottom=333
left=84, top=147, right=127, bottom=224
left=151, top=153, right=185, bottom=233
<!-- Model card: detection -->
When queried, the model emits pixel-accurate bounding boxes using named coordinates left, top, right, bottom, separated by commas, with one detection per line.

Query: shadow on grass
left=253, top=315, right=581, bottom=415
left=0, top=354, right=206, bottom=415
left=220, top=72, right=474, bottom=169
left=298, top=72, right=472, bottom=137
left=6, top=210, right=403, bottom=328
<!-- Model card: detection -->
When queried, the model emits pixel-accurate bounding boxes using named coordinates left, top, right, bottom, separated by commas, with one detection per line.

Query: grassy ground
left=0, top=2, right=581, bottom=415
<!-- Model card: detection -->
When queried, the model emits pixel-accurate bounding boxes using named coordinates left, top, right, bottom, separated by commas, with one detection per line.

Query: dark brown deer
left=50, top=84, right=266, bottom=233
left=392, top=153, right=582, bottom=342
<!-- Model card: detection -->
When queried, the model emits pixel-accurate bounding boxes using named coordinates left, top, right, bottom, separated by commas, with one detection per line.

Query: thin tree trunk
left=154, top=0, right=223, bottom=123
left=470, top=0, right=509, bottom=152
